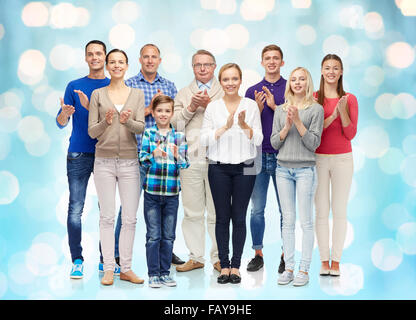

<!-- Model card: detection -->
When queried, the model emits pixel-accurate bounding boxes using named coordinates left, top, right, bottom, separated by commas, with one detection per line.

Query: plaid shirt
left=139, top=125, right=189, bottom=196
left=125, top=71, right=177, bottom=151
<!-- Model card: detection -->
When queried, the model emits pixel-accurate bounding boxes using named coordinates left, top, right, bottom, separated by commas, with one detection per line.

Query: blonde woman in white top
left=201, top=63, right=263, bottom=284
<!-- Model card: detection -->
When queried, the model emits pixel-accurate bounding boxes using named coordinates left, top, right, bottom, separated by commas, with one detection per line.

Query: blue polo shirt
left=245, top=76, right=286, bottom=153
left=56, top=76, right=110, bottom=153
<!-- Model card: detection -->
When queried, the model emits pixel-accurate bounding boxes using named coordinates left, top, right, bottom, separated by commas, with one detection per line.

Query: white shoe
left=330, top=268, right=340, bottom=276
left=293, top=272, right=309, bottom=287
left=320, top=266, right=330, bottom=276
left=278, top=271, right=294, bottom=285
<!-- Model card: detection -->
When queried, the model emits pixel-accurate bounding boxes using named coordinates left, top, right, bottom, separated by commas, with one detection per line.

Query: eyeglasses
left=192, top=63, right=215, bottom=70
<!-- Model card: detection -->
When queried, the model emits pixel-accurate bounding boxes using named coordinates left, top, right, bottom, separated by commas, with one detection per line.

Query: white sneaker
left=293, top=272, right=309, bottom=286
left=278, top=271, right=294, bottom=285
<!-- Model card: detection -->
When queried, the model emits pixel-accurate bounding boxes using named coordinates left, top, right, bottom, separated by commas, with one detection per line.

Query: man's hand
left=60, top=97, right=75, bottom=117
left=74, top=89, right=89, bottom=110
left=189, top=90, right=211, bottom=112
left=262, top=86, right=276, bottom=110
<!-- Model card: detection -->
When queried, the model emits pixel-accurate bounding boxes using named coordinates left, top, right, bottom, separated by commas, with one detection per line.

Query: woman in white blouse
left=200, top=63, right=263, bottom=284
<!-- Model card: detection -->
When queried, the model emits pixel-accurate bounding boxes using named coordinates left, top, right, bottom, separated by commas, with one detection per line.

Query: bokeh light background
left=1, top=0, right=416, bottom=300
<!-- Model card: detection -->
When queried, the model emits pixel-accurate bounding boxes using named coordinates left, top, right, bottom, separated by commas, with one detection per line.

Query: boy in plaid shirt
left=139, top=95, right=189, bottom=288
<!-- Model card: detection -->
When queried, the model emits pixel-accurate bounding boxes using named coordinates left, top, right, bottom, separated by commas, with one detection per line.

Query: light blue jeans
left=275, top=163, right=317, bottom=273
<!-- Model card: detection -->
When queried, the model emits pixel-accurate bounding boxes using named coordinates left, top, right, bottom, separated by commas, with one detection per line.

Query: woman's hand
left=238, top=110, right=246, bottom=128
left=105, top=109, right=115, bottom=125
left=120, top=109, right=132, bottom=124
left=337, top=95, right=349, bottom=116
left=225, top=111, right=235, bottom=129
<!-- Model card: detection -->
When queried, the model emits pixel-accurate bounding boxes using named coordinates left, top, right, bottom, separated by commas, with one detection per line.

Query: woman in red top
left=314, top=54, right=358, bottom=276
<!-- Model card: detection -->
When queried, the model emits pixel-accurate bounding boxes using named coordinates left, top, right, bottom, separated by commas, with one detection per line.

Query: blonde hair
left=218, top=63, right=242, bottom=81
left=281, top=67, right=315, bottom=111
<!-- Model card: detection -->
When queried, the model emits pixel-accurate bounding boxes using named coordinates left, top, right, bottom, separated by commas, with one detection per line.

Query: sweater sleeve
left=88, top=90, right=110, bottom=139
left=124, top=89, right=145, bottom=134
left=341, top=94, right=358, bottom=141
left=301, top=104, right=324, bottom=152
left=270, top=107, right=284, bottom=150
left=171, top=90, right=195, bottom=131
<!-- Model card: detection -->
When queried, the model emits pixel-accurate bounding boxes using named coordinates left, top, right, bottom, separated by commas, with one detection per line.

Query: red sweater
left=314, top=92, right=358, bottom=154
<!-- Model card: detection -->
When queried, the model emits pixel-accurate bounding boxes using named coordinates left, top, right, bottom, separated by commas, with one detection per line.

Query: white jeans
left=314, top=153, right=353, bottom=262
left=180, top=161, right=218, bottom=264
left=94, top=158, right=140, bottom=273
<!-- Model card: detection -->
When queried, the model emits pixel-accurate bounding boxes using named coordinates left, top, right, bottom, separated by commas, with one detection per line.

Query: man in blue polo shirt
left=245, top=44, right=287, bottom=274
left=124, top=43, right=184, bottom=266
left=56, top=40, right=112, bottom=279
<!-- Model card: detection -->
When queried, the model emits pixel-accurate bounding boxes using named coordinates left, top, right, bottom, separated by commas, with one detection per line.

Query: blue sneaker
left=70, top=259, right=84, bottom=279
left=149, top=276, right=162, bottom=288
left=99, top=262, right=121, bottom=276
left=160, top=275, right=176, bottom=287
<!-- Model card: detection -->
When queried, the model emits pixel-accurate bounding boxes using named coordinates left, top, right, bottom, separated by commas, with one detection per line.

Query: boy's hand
left=169, top=143, right=179, bottom=159
left=152, top=140, right=167, bottom=158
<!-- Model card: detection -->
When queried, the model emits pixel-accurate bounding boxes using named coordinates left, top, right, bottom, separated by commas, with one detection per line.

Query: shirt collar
left=262, top=76, right=285, bottom=86
left=196, top=79, right=213, bottom=90
left=138, top=71, right=162, bottom=84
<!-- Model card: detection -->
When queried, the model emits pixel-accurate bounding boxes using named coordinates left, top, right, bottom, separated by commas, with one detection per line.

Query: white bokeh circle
left=296, top=25, right=316, bottom=46
left=402, top=134, right=416, bottom=155
left=112, top=1, right=140, bottom=23
left=0, top=171, right=19, bottom=205
left=382, top=203, right=414, bottom=231
left=18, top=50, right=46, bottom=85
left=371, top=238, right=403, bottom=271
left=21, top=2, right=50, bottom=27
left=400, top=154, right=416, bottom=187
left=396, top=222, right=416, bottom=255
left=323, top=35, right=350, bottom=59
left=386, top=42, right=415, bottom=69
left=109, top=24, right=135, bottom=50
left=378, top=147, right=405, bottom=175
left=17, top=116, right=45, bottom=143
left=355, top=126, right=390, bottom=159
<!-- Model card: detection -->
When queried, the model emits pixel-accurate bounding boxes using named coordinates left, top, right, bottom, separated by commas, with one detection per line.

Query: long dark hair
left=317, top=54, right=346, bottom=106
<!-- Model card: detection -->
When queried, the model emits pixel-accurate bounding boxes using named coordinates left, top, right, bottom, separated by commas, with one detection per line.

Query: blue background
left=0, top=0, right=416, bottom=300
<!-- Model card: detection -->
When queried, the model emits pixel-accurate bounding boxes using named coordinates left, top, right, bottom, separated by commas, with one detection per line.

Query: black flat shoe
left=217, top=274, right=230, bottom=284
left=229, top=273, right=241, bottom=284
left=278, top=254, right=285, bottom=274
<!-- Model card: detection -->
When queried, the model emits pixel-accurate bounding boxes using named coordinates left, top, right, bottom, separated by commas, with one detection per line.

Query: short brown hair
left=261, top=44, right=283, bottom=60
left=192, top=49, right=216, bottom=64
left=218, top=63, right=242, bottom=81
left=140, top=43, right=161, bottom=56
left=152, top=95, right=174, bottom=111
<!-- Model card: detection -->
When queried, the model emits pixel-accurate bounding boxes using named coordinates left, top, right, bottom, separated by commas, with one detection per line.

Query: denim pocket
left=67, top=152, right=82, bottom=160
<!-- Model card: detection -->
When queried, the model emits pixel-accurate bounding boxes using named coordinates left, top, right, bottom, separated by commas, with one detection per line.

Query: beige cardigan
left=171, top=77, right=224, bottom=163
left=88, top=86, right=145, bottom=159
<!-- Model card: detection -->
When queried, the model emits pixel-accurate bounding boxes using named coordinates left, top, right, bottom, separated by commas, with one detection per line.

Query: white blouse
left=200, top=97, right=263, bottom=164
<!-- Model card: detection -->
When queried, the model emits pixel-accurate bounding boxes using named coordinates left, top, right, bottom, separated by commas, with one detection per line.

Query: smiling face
left=192, top=54, right=216, bottom=84
left=106, top=51, right=128, bottom=79
left=290, top=69, right=308, bottom=96
left=219, top=67, right=242, bottom=96
left=85, top=43, right=106, bottom=72
left=139, top=45, right=161, bottom=76
left=261, top=49, right=284, bottom=76
left=152, top=102, right=173, bottom=128
left=321, top=58, right=343, bottom=85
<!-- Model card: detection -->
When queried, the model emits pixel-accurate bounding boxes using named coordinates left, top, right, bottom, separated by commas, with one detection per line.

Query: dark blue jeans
left=67, top=152, right=95, bottom=262
left=144, top=191, right=179, bottom=277
left=99, top=163, right=147, bottom=263
left=208, top=163, right=256, bottom=269
left=250, top=152, right=282, bottom=250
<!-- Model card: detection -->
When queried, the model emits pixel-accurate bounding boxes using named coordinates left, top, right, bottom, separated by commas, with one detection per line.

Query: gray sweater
left=270, top=103, right=324, bottom=168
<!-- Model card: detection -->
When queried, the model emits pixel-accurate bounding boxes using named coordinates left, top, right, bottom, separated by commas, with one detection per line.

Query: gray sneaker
left=293, top=272, right=309, bottom=286
left=278, top=271, right=294, bottom=285
left=149, top=276, right=162, bottom=288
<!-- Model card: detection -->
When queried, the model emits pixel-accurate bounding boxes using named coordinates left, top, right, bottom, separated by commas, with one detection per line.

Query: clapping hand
left=152, top=140, right=168, bottom=158
left=74, top=90, right=89, bottom=110
left=105, top=109, right=115, bottom=125
left=120, top=109, right=132, bottom=124
left=238, top=110, right=246, bottom=128
left=337, top=94, right=349, bottom=115
left=254, top=90, right=266, bottom=112
left=60, top=97, right=75, bottom=117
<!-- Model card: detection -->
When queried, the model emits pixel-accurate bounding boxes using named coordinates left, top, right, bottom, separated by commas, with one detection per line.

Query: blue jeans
left=250, top=152, right=282, bottom=250
left=67, top=152, right=95, bottom=262
left=208, top=163, right=256, bottom=269
left=144, top=191, right=179, bottom=277
left=99, top=162, right=146, bottom=263
left=275, top=164, right=317, bottom=273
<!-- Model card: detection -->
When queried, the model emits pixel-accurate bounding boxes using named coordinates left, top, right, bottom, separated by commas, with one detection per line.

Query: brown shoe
left=120, top=270, right=144, bottom=284
left=213, top=261, right=221, bottom=272
left=101, top=270, right=114, bottom=286
left=176, top=259, right=204, bottom=272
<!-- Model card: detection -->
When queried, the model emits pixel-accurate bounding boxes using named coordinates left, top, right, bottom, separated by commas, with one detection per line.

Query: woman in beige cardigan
left=88, top=49, right=145, bottom=286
